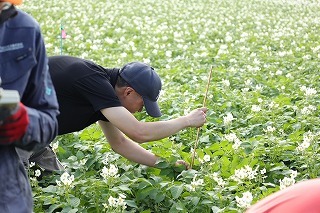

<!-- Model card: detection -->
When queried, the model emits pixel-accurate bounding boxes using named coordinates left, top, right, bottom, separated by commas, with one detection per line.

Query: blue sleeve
left=20, top=16, right=60, bottom=151
left=0, top=10, right=60, bottom=151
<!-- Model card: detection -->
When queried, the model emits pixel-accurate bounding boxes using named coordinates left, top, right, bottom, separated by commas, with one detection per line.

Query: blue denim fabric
left=0, top=6, right=59, bottom=213
left=0, top=147, right=32, bottom=213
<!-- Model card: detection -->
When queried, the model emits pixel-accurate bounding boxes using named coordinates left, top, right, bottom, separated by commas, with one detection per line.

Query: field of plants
left=20, top=0, right=319, bottom=212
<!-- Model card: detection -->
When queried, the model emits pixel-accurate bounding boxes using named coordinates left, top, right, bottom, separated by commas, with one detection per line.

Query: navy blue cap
left=119, top=62, right=162, bottom=117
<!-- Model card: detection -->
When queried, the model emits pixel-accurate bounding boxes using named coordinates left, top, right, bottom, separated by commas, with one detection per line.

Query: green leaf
left=47, top=204, right=63, bottom=213
left=212, top=206, right=222, bottom=213
left=70, top=197, right=80, bottom=207
left=190, top=196, right=200, bottom=206
left=202, top=199, right=213, bottom=204
left=199, top=135, right=210, bottom=143
left=212, top=150, right=225, bottom=156
left=155, top=158, right=170, bottom=169
left=155, top=193, right=165, bottom=203
left=170, top=185, right=184, bottom=199
left=169, top=202, right=186, bottom=212
left=221, top=156, right=231, bottom=167
left=126, top=200, right=138, bottom=208
left=42, top=185, right=57, bottom=193
left=136, top=186, right=154, bottom=200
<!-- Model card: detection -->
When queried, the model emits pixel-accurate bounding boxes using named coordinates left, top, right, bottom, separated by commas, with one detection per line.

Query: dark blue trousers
left=0, top=146, right=32, bottom=213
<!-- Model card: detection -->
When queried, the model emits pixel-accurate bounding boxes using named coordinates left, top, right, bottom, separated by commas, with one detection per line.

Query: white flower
left=117, top=194, right=127, bottom=209
left=223, top=112, right=234, bottom=125
left=301, top=105, right=316, bottom=115
left=245, top=165, right=258, bottom=180
left=109, top=164, right=118, bottom=176
left=286, top=73, right=293, bottom=78
left=255, top=85, right=263, bottom=91
left=290, top=170, right=298, bottom=179
left=105, top=37, right=115, bottom=44
left=225, top=133, right=238, bottom=142
left=303, top=87, right=317, bottom=96
left=244, top=79, right=252, bottom=86
left=251, top=105, right=261, bottom=112
left=222, top=79, right=230, bottom=87
left=226, top=133, right=242, bottom=150
left=296, top=140, right=310, bottom=151
left=165, top=50, right=172, bottom=58
left=51, top=141, right=59, bottom=153
left=260, top=168, right=266, bottom=175
left=296, top=131, right=315, bottom=152
left=35, top=169, right=41, bottom=177
left=279, top=176, right=295, bottom=190
left=102, top=152, right=120, bottom=165
left=231, top=165, right=257, bottom=182
left=101, top=166, right=109, bottom=179
left=212, top=172, right=219, bottom=179
left=235, top=191, right=253, bottom=208
left=263, top=126, right=276, bottom=133
left=217, top=44, right=229, bottom=55
left=203, top=154, right=211, bottom=162
left=60, top=172, right=74, bottom=186
left=232, top=138, right=242, bottom=150
left=79, top=159, right=87, bottom=166
left=220, top=44, right=228, bottom=50
left=100, top=164, right=119, bottom=179
left=233, top=168, right=247, bottom=181
left=300, top=86, right=307, bottom=91
left=105, top=194, right=127, bottom=209
left=268, top=101, right=279, bottom=109
left=216, top=177, right=226, bottom=187
left=212, top=173, right=226, bottom=187
left=187, top=175, right=204, bottom=191
left=134, top=52, right=143, bottom=57
left=120, top=52, right=127, bottom=58
left=192, top=52, right=200, bottom=58
left=225, top=34, right=233, bottom=42
left=108, top=196, right=118, bottom=207
left=143, top=58, right=151, bottom=64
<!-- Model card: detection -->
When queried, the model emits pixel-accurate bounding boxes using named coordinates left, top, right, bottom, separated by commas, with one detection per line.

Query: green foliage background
left=20, top=0, right=319, bottom=212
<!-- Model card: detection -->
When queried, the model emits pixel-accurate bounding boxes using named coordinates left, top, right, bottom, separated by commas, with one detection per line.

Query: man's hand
left=184, top=107, right=208, bottom=128
left=0, top=102, right=29, bottom=144
left=175, top=160, right=191, bottom=170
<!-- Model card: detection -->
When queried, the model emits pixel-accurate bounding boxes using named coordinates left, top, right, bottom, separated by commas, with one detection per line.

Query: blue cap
left=119, top=62, right=162, bottom=117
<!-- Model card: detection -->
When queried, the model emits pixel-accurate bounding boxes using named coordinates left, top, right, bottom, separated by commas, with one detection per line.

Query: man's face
left=120, top=87, right=144, bottom=114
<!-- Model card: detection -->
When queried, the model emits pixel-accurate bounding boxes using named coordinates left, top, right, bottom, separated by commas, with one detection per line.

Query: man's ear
left=124, top=87, right=134, bottom=96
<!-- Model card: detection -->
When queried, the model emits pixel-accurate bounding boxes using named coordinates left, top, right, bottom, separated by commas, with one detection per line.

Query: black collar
left=0, top=4, right=17, bottom=25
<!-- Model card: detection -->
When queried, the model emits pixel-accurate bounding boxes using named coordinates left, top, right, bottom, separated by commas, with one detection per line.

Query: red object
left=246, top=179, right=320, bottom=213
left=0, top=102, right=29, bottom=144
left=61, top=29, right=67, bottom=39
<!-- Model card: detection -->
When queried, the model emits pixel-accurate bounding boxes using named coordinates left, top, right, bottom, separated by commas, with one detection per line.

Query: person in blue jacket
left=0, top=0, right=59, bottom=212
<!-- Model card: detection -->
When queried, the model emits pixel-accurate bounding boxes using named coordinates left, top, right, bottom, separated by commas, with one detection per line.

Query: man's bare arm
left=100, top=106, right=207, bottom=143
left=98, top=120, right=158, bottom=166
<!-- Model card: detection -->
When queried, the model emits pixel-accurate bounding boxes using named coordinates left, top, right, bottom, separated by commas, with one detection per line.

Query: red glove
left=0, top=102, right=29, bottom=144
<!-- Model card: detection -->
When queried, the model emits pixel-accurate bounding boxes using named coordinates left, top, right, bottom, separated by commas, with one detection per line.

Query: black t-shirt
left=48, top=56, right=122, bottom=135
